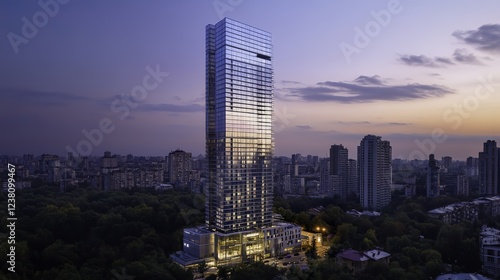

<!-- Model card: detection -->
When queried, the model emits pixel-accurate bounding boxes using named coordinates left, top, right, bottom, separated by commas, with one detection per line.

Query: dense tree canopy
left=0, top=186, right=201, bottom=279
left=0, top=187, right=488, bottom=279
left=271, top=194, right=485, bottom=280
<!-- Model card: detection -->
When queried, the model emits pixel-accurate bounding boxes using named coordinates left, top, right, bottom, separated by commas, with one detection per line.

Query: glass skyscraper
left=205, top=18, right=274, bottom=233
left=172, top=18, right=301, bottom=268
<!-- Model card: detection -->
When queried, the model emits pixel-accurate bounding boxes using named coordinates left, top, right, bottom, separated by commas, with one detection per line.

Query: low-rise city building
left=475, top=196, right=500, bottom=218
left=435, top=273, right=490, bottom=280
left=428, top=202, right=479, bottom=223
left=428, top=197, right=500, bottom=224
left=171, top=222, right=302, bottom=268
left=335, top=249, right=391, bottom=275
left=480, top=226, right=500, bottom=278
left=346, top=209, right=381, bottom=217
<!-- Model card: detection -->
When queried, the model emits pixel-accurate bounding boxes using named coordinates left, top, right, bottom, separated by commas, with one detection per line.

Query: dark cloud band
left=453, top=24, right=500, bottom=53
left=283, top=76, right=454, bottom=103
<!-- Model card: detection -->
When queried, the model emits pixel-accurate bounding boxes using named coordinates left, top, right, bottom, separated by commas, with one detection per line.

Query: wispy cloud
left=295, top=125, right=312, bottom=130
left=354, top=75, right=383, bottom=85
left=281, top=80, right=303, bottom=85
left=0, top=88, right=91, bottom=106
left=435, top=57, right=455, bottom=65
left=453, top=48, right=483, bottom=64
left=140, top=103, right=204, bottom=112
left=399, top=54, right=454, bottom=68
left=399, top=49, right=485, bottom=67
left=337, top=121, right=371, bottom=125
left=453, top=24, right=500, bottom=53
left=386, top=122, right=413, bottom=126
left=173, top=95, right=205, bottom=104
left=336, top=121, right=413, bottom=126
left=283, top=76, right=454, bottom=103
left=399, top=24, right=496, bottom=68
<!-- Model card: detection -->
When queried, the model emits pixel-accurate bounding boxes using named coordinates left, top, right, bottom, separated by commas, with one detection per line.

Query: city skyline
left=1, top=1, right=500, bottom=159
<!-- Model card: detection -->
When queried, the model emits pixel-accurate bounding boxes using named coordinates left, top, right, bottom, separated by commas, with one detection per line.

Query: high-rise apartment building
left=441, top=156, right=452, bottom=169
left=319, top=158, right=332, bottom=195
left=172, top=18, right=301, bottom=268
left=168, top=149, right=192, bottom=190
left=466, top=156, right=479, bottom=177
left=479, top=140, right=499, bottom=195
left=456, top=173, right=469, bottom=197
left=205, top=17, right=273, bottom=233
left=358, top=135, right=392, bottom=211
left=347, top=159, right=358, bottom=197
left=330, top=144, right=348, bottom=199
left=426, top=154, right=440, bottom=197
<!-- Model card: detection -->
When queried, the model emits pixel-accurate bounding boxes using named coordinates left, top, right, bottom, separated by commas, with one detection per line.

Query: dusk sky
left=1, top=0, right=500, bottom=160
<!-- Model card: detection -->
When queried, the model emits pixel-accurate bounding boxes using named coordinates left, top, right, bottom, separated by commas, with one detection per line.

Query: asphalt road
left=270, top=251, right=309, bottom=270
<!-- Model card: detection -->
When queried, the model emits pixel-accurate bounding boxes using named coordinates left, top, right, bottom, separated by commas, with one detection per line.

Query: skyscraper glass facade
left=172, top=18, right=302, bottom=267
left=205, top=18, right=274, bottom=234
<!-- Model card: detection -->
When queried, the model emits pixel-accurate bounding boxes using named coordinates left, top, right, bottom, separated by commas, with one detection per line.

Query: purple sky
left=1, top=0, right=500, bottom=160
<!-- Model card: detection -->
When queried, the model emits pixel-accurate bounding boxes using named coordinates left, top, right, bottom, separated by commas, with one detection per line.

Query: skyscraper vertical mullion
left=206, top=18, right=273, bottom=233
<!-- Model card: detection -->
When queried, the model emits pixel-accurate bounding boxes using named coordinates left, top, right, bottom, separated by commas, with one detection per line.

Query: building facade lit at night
left=205, top=17, right=274, bottom=234
left=172, top=18, right=301, bottom=268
